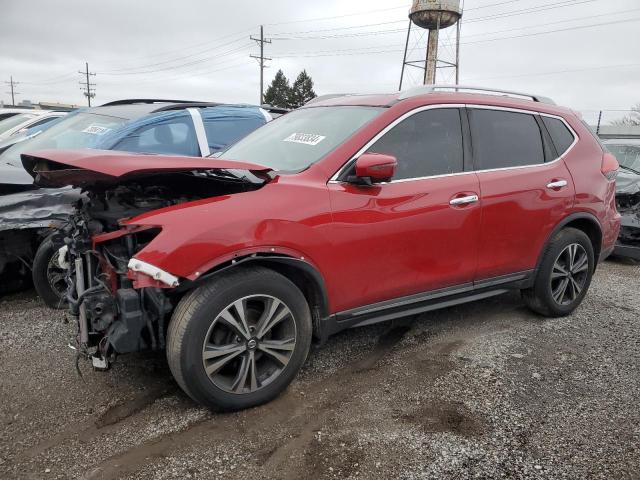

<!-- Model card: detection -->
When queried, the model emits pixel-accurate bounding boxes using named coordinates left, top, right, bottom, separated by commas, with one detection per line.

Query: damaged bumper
left=614, top=170, right=640, bottom=260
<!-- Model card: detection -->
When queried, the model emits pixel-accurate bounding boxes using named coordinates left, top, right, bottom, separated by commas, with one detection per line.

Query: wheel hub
left=201, top=294, right=297, bottom=395
left=550, top=243, right=589, bottom=306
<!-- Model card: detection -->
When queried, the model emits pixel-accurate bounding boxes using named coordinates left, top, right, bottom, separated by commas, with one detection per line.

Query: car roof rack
left=153, top=102, right=224, bottom=112
left=398, top=85, right=556, bottom=105
left=100, top=99, right=206, bottom=107
left=260, top=104, right=291, bottom=114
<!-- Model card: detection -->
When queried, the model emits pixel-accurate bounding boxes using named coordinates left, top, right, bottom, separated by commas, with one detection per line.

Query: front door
left=327, top=107, right=482, bottom=313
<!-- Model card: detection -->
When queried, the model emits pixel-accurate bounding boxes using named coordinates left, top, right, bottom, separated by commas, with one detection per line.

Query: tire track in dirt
left=79, top=324, right=415, bottom=480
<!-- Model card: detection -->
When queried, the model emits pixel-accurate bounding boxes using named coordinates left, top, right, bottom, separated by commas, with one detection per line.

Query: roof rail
left=260, top=104, right=291, bottom=114
left=100, top=99, right=205, bottom=107
left=304, top=94, right=353, bottom=106
left=398, top=85, right=556, bottom=105
left=153, top=102, right=223, bottom=112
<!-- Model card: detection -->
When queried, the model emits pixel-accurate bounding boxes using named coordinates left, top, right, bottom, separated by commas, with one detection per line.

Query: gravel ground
left=0, top=259, right=638, bottom=480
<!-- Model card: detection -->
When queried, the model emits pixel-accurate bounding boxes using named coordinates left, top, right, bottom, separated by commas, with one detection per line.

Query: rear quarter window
left=542, top=116, right=575, bottom=155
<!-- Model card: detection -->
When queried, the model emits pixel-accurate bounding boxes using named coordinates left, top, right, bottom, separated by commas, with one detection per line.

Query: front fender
left=123, top=180, right=334, bottom=283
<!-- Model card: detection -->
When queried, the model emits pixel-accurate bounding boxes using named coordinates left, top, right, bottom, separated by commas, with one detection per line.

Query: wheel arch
left=183, top=253, right=331, bottom=340
left=537, top=212, right=603, bottom=274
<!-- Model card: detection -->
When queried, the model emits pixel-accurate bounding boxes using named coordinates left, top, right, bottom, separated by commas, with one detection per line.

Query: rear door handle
left=546, top=180, right=568, bottom=189
left=449, top=194, right=479, bottom=206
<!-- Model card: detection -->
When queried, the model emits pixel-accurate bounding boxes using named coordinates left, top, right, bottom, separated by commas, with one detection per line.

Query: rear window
left=542, top=116, right=575, bottom=155
left=469, top=109, right=545, bottom=170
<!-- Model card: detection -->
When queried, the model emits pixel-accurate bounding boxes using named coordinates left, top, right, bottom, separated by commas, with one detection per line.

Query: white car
left=0, top=107, right=36, bottom=122
left=0, top=110, right=67, bottom=139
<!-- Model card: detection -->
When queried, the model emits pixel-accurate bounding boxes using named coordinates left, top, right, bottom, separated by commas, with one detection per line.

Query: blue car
left=0, top=99, right=279, bottom=304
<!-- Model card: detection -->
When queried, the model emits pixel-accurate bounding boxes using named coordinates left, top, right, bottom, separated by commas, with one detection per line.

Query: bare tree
left=611, top=103, right=640, bottom=126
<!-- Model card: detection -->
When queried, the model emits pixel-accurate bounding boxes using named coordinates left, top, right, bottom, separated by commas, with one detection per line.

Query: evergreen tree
left=290, top=70, right=317, bottom=108
left=263, top=70, right=291, bottom=109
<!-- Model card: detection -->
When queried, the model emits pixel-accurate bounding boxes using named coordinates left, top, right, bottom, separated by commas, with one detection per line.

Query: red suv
left=25, top=86, right=620, bottom=410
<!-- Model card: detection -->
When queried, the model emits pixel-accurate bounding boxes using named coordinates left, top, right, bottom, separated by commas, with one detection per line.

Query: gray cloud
left=1, top=0, right=638, bottom=113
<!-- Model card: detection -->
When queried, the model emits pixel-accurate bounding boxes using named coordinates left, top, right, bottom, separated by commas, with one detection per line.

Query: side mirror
left=349, top=153, right=397, bottom=185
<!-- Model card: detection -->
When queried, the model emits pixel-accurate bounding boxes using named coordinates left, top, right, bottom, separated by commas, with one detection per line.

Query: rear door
left=468, top=107, right=576, bottom=280
left=327, top=106, right=482, bottom=312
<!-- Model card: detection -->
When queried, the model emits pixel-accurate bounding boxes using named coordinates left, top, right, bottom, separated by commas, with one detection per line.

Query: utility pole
left=78, top=62, right=96, bottom=107
left=250, top=25, right=272, bottom=105
left=4, top=76, right=20, bottom=105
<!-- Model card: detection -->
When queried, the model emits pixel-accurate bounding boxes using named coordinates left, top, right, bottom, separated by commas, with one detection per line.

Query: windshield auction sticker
left=82, top=125, right=112, bottom=135
left=283, top=133, right=326, bottom=146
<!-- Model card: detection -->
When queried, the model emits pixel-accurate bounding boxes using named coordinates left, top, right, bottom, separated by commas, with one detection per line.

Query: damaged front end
left=24, top=149, right=273, bottom=369
left=614, top=170, right=640, bottom=260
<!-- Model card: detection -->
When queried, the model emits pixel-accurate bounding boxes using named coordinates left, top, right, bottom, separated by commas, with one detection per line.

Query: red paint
left=31, top=92, right=621, bottom=315
left=354, top=153, right=397, bottom=181
left=23, top=149, right=271, bottom=182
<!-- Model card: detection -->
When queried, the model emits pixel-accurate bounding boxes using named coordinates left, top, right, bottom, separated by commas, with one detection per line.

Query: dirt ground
left=0, top=259, right=638, bottom=480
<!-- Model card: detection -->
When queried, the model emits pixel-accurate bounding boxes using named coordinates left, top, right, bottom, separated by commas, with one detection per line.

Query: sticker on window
left=283, top=133, right=326, bottom=146
left=82, top=125, right=112, bottom=135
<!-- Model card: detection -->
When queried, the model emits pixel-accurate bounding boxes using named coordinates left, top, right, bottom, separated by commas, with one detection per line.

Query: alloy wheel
left=550, top=243, right=589, bottom=306
left=201, top=294, right=297, bottom=394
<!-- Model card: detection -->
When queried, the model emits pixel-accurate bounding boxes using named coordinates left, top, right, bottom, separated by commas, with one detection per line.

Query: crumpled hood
left=0, top=187, right=83, bottom=232
left=21, top=149, right=274, bottom=188
left=616, top=170, right=640, bottom=195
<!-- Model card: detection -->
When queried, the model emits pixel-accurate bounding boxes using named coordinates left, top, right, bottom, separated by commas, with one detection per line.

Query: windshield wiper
left=619, top=164, right=640, bottom=176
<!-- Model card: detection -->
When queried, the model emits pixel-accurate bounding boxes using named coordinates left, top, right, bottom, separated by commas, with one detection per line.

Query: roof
left=303, top=86, right=573, bottom=117
left=83, top=103, right=176, bottom=120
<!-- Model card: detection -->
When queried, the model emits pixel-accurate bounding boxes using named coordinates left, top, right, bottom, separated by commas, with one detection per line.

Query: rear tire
left=167, top=266, right=312, bottom=410
left=33, top=236, right=67, bottom=309
left=522, top=227, right=594, bottom=317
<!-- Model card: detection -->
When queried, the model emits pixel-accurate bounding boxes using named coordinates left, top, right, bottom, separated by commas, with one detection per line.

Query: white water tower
left=400, top=0, right=463, bottom=87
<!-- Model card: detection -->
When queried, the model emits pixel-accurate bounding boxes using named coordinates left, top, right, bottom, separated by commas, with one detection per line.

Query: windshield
left=0, top=113, right=36, bottom=135
left=608, top=144, right=640, bottom=172
left=0, top=112, right=127, bottom=167
left=217, top=106, right=383, bottom=171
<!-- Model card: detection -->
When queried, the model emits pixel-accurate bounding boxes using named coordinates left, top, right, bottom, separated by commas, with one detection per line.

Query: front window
left=0, top=112, right=127, bottom=167
left=217, top=106, right=383, bottom=171
left=607, top=144, right=640, bottom=172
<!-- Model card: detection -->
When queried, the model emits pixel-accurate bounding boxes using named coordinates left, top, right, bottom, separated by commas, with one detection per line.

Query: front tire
left=522, top=227, right=594, bottom=317
left=33, top=236, right=68, bottom=309
left=167, top=267, right=312, bottom=410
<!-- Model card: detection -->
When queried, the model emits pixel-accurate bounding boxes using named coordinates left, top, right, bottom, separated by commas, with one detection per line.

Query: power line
left=250, top=25, right=272, bottom=104
left=269, top=0, right=598, bottom=38
left=467, top=62, right=640, bottom=81
left=79, top=62, right=96, bottom=107
left=98, top=35, right=249, bottom=73
left=98, top=28, right=254, bottom=67
left=270, top=6, right=640, bottom=50
left=270, top=16, right=640, bottom=58
left=4, top=76, right=20, bottom=105
left=97, top=42, right=253, bottom=76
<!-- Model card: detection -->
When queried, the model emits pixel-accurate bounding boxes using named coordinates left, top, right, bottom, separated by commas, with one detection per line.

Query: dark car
left=0, top=100, right=275, bottom=304
left=604, top=139, right=640, bottom=259
left=26, top=85, right=620, bottom=411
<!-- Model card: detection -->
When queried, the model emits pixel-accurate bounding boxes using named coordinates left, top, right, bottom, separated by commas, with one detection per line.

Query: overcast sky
left=1, top=0, right=638, bottom=120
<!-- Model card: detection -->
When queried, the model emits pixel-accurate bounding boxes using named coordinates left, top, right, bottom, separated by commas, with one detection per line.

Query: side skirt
left=317, top=270, right=533, bottom=342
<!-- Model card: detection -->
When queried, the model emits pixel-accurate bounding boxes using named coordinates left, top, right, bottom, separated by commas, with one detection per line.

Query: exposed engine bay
left=53, top=171, right=266, bottom=369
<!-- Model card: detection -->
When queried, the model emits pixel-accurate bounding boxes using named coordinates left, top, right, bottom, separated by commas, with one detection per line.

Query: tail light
left=601, top=152, right=619, bottom=180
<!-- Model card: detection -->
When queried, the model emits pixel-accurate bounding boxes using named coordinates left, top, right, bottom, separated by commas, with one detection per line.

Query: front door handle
left=546, top=180, right=568, bottom=189
left=449, top=194, right=479, bottom=206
